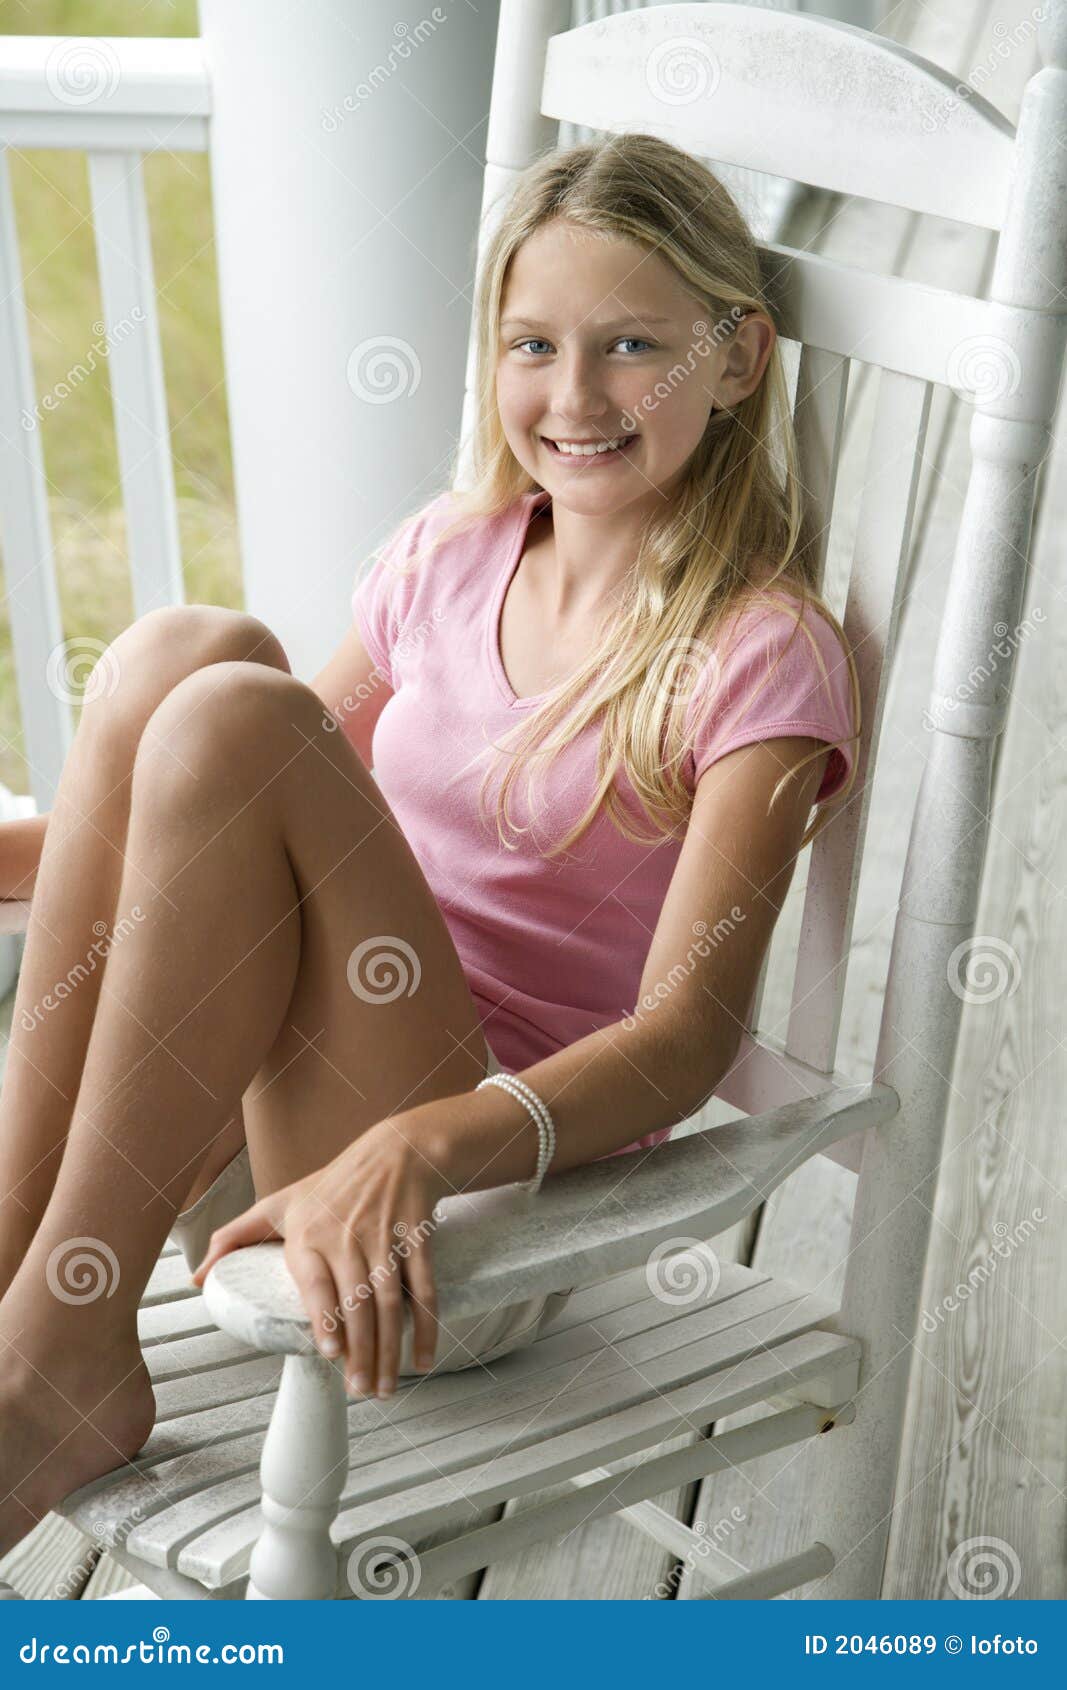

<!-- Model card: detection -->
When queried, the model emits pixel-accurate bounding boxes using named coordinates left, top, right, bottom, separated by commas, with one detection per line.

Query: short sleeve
left=685, top=596, right=856, bottom=804
left=351, top=493, right=451, bottom=688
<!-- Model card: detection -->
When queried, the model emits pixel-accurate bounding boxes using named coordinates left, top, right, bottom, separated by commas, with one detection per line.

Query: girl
left=0, top=132, right=858, bottom=1557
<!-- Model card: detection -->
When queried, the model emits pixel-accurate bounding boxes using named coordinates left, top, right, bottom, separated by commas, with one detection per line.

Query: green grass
left=0, top=0, right=243, bottom=793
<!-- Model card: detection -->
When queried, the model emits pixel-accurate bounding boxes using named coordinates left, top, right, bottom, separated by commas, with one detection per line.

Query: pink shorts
left=167, top=1032, right=573, bottom=1375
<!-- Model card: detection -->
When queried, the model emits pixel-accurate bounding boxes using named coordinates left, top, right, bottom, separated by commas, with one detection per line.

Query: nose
left=550, top=344, right=610, bottom=426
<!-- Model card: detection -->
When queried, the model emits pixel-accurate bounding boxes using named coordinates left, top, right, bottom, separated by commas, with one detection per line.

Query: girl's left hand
left=189, top=1113, right=454, bottom=1399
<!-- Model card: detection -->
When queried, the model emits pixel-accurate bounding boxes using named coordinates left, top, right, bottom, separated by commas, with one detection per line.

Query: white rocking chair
left=9, top=0, right=1067, bottom=1600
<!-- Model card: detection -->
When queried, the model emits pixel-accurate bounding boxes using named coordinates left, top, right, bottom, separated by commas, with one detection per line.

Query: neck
left=530, top=497, right=642, bottom=616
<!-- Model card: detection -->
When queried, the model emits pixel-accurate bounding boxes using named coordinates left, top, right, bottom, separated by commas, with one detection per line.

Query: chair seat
left=58, top=1244, right=860, bottom=1597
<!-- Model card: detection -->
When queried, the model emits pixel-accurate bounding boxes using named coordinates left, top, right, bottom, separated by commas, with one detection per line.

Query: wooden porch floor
left=1, top=0, right=1063, bottom=1601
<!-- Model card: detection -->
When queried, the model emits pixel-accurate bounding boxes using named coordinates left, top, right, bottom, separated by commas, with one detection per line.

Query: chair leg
left=246, top=1354, right=349, bottom=1601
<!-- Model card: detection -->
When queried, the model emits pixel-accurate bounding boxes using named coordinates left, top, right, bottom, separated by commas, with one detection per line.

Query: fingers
left=402, top=1232, right=440, bottom=1375
left=189, top=1200, right=279, bottom=1284
left=338, top=1243, right=377, bottom=1396
left=286, top=1245, right=345, bottom=1361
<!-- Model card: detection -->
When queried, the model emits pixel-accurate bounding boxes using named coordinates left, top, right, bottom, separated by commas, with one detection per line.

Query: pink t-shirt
left=351, top=487, right=855, bottom=1161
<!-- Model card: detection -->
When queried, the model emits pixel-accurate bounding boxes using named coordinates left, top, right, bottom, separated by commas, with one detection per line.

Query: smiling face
left=495, top=219, right=773, bottom=518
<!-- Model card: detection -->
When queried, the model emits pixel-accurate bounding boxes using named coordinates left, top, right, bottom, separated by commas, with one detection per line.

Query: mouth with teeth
left=541, top=433, right=638, bottom=462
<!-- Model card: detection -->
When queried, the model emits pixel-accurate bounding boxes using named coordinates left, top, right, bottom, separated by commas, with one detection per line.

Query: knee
left=80, top=607, right=291, bottom=759
left=132, top=660, right=322, bottom=799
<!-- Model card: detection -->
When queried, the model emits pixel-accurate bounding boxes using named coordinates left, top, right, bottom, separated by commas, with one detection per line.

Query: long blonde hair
left=386, top=131, right=860, bottom=859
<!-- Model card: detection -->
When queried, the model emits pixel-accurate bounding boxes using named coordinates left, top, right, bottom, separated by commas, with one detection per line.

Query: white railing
left=0, top=34, right=210, bottom=815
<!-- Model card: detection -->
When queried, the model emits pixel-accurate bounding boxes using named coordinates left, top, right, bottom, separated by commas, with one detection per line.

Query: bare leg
left=0, top=607, right=291, bottom=1296
left=0, top=660, right=485, bottom=1555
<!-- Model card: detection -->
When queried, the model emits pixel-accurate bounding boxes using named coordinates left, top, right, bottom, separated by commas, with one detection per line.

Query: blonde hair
left=387, top=131, right=861, bottom=859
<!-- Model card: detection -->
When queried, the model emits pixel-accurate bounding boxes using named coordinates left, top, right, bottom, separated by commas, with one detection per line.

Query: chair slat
left=540, top=4, right=1015, bottom=229
left=141, top=1252, right=199, bottom=1306
left=65, top=1256, right=770, bottom=1557
left=792, top=348, right=850, bottom=587
left=786, top=371, right=933, bottom=1085
left=177, top=1309, right=853, bottom=1589
left=138, top=1291, right=217, bottom=1346
left=88, top=152, right=185, bottom=617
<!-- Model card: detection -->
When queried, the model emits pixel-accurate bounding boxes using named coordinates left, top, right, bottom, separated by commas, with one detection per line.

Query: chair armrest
left=202, top=1079, right=897, bottom=1354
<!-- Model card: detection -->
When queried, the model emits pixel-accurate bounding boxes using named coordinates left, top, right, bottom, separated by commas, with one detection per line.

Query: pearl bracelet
left=475, top=1072, right=557, bottom=1195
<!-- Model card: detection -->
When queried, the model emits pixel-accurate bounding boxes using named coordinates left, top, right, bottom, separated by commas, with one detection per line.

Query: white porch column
left=198, top=0, right=500, bottom=680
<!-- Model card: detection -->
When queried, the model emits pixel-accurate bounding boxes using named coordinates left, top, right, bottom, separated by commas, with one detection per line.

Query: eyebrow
left=500, top=313, right=675, bottom=331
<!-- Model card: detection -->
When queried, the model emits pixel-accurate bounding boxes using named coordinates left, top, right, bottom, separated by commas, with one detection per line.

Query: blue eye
left=511, top=336, right=655, bottom=356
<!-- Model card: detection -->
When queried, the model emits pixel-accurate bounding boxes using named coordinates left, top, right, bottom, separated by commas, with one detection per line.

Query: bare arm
left=0, top=812, right=49, bottom=900
left=407, top=735, right=834, bottom=1186
left=309, top=623, right=395, bottom=771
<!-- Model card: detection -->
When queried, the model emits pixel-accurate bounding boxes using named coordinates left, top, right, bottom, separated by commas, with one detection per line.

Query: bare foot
left=0, top=1342, right=155, bottom=1559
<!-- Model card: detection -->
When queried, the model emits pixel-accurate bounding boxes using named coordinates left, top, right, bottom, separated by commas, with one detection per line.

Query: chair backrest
left=455, top=0, right=1066, bottom=1172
